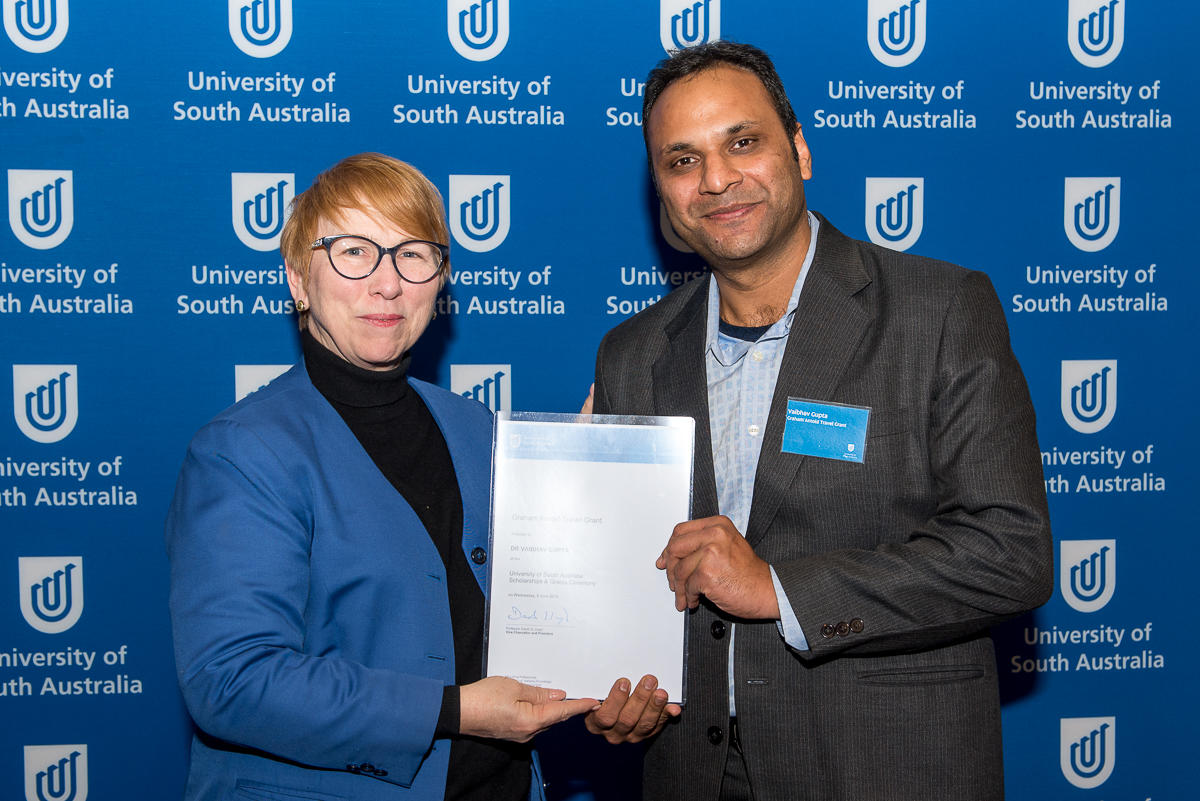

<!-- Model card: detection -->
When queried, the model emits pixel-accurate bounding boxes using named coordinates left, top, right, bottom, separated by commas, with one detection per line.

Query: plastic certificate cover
left=484, top=412, right=693, bottom=704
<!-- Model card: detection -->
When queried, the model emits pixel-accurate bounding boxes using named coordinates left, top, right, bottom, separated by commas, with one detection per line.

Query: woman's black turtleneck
left=300, top=330, right=530, bottom=801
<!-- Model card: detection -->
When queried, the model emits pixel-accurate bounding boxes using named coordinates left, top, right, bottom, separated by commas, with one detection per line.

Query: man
left=584, top=42, right=1052, bottom=801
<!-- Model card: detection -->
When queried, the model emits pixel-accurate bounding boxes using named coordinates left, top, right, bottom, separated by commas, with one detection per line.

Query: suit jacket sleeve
left=165, top=417, right=443, bottom=787
left=774, top=269, right=1053, bottom=657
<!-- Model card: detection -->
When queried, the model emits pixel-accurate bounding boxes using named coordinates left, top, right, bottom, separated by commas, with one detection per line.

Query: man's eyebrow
left=657, top=120, right=762, bottom=158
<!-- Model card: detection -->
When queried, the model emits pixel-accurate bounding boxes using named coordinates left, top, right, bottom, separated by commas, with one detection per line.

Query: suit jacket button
left=710, top=620, right=726, bottom=639
left=707, top=726, right=724, bottom=745
left=836, top=621, right=850, bottom=636
left=821, top=623, right=836, bottom=638
left=849, top=618, right=865, bottom=633
left=470, top=547, right=487, bottom=565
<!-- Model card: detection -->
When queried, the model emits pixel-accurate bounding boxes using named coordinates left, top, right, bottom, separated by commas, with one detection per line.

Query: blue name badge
left=781, top=398, right=871, bottom=462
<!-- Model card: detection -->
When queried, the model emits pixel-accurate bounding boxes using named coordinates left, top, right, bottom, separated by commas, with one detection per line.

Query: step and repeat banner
left=2, top=1, right=1194, bottom=799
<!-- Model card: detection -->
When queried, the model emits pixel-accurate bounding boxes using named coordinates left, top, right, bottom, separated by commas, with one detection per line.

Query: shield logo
left=1064, top=177, right=1120, bottom=252
left=1068, top=0, right=1124, bottom=68
left=451, top=364, right=511, bottom=413
left=228, top=0, right=292, bottom=58
left=24, top=745, right=88, bottom=801
left=19, top=557, right=84, bottom=634
left=3, top=0, right=69, bottom=53
left=1060, top=717, right=1115, bottom=789
left=659, top=204, right=694, bottom=253
left=867, top=0, right=926, bottom=67
left=447, top=0, right=509, bottom=62
left=231, top=173, right=293, bottom=251
left=13, top=364, right=78, bottom=443
left=1060, top=540, right=1116, bottom=613
left=449, top=175, right=511, bottom=252
left=1061, top=359, right=1117, bottom=434
left=865, top=178, right=924, bottom=251
left=8, top=170, right=74, bottom=250
left=660, top=0, right=720, bottom=54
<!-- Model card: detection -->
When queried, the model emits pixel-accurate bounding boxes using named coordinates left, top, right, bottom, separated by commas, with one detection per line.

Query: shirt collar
left=705, top=210, right=820, bottom=358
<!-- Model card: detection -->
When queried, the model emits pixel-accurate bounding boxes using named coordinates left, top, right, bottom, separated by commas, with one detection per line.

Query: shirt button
left=747, top=424, right=760, bottom=437
left=470, top=547, right=487, bottom=565
left=707, top=726, right=724, bottom=745
left=751, top=350, right=764, bottom=362
left=710, top=620, right=726, bottom=639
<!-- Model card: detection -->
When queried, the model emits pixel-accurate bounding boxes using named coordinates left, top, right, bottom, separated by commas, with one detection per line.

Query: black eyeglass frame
left=310, top=234, right=450, bottom=283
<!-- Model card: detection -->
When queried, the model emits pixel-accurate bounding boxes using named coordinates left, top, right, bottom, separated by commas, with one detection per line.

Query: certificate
left=485, top=412, right=693, bottom=703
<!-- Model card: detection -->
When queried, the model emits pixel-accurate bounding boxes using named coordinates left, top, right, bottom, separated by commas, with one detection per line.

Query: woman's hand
left=459, top=676, right=598, bottom=742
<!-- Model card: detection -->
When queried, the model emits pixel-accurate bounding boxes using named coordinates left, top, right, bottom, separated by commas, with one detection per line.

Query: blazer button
left=850, top=618, right=865, bottom=633
left=470, top=547, right=487, bottom=565
left=710, top=620, right=726, bottom=639
left=820, top=623, right=836, bottom=638
left=375, top=768, right=388, bottom=777
left=346, top=763, right=359, bottom=772
left=836, top=621, right=850, bottom=636
left=359, top=763, right=375, bottom=772
left=707, top=725, right=724, bottom=745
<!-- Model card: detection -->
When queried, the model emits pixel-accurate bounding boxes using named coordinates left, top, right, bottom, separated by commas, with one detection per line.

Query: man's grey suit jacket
left=592, top=213, right=1052, bottom=801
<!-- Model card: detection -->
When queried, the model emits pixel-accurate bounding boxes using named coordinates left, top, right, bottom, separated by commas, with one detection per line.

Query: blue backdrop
left=2, top=1, right=1195, bottom=798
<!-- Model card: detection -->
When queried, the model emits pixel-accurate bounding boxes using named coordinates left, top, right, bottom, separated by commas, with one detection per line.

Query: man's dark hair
left=642, top=41, right=799, bottom=157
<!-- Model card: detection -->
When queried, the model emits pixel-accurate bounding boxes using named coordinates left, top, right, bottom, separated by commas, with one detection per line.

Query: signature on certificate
left=507, top=605, right=571, bottom=625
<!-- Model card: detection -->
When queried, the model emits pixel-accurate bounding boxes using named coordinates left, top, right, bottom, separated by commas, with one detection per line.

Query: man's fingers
left=584, top=677, right=631, bottom=732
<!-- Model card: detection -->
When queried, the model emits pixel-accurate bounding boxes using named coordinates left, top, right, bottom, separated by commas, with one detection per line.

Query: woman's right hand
left=459, top=676, right=598, bottom=743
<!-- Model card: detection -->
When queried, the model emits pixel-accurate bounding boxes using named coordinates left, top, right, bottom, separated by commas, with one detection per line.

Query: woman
left=166, top=153, right=595, bottom=801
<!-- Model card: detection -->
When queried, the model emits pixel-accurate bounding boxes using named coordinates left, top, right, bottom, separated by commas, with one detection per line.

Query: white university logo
left=451, top=364, right=511, bottom=413
left=865, top=177, right=924, bottom=251
left=13, top=364, right=78, bottom=443
left=228, top=0, right=292, bottom=58
left=867, top=0, right=926, bottom=67
left=24, top=744, right=88, bottom=801
left=660, top=0, right=720, bottom=53
left=659, top=204, right=694, bottom=253
left=19, top=556, right=84, bottom=634
left=3, top=0, right=68, bottom=53
left=234, top=364, right=291, bottom=402
left=8, top=170, right=73, bottom=250
left=1068, top=0, right=1124, bottom=68
left=1061, top=359, right=1117, bottom=434
left=1060, top=539, right=1116, bottom=612
left=447, top=0, right=509, bottom=62
left=231, top=172, right=293, bottom=251
left=1064, top=177, right=1120, bottom=252
left=1060, top=716, right=1116, bottom=789
left=449, top=175, right=510, bottom=252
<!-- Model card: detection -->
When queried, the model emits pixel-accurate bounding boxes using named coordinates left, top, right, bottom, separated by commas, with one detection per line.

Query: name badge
left=781, top=398, right=871, bottom=463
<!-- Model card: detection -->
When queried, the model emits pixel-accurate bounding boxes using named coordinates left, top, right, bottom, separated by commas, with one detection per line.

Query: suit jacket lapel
left=745, top=216, right=874, bottom=546
left=652, top=278, right=720, bottom=520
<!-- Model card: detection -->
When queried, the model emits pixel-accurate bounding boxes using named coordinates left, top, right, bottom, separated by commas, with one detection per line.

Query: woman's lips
left=360, top=314, right=403, bottom=327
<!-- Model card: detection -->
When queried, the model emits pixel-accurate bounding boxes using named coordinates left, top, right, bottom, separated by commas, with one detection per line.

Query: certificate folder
left=484, top=412, right=692, bottom=704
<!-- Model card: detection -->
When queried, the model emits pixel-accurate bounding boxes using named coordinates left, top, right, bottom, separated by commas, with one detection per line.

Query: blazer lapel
left=652, top=278, right=720, bottom=520
left=745, top=216, right=874, bottom=546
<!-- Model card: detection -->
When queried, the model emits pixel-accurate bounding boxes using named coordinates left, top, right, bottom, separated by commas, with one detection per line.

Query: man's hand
left=585, top=675, right=681, bottom=744
left=657, top=515, right=780, bottom=618
left=580, top=383, right=595, bottom=415
left=459, top=676, right=598, bottom=743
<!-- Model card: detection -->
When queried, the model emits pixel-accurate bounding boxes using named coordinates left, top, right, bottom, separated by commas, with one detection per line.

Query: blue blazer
left=166, top=365, right=541, bottom=800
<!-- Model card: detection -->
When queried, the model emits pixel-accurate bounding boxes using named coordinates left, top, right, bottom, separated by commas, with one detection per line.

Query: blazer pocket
left=235, top=780, right=347, bottom=801
left=855, top=664, right=986, bottom=686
